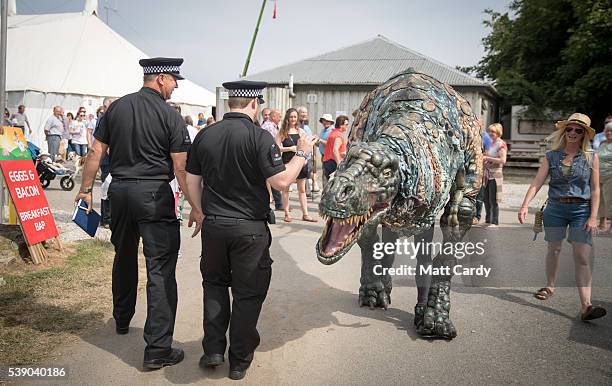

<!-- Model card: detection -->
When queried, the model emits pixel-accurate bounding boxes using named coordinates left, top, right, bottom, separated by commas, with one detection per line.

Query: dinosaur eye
left=382, top=169, right=392, bottom=178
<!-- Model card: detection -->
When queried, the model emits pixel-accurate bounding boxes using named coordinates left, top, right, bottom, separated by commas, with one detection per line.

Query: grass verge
left=0, top=239, right=115, bottom=366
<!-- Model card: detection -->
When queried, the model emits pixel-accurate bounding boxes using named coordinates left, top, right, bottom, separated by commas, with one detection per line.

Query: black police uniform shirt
left=94, top=87, right=191, bottom=180
left=186, top=112, right=285, bottom=220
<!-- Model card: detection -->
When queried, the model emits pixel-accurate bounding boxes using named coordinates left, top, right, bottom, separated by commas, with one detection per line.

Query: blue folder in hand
left=72, top=199, right=101, bottom=237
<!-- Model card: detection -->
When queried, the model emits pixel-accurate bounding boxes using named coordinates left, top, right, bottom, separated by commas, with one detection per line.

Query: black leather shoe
left=199, top=353, right=224, bottom=368
left=143, top=348, right=185, bottom=370
left=229, top=368, right=247, bottom=380
left=115, top=326, right=129, bottom=335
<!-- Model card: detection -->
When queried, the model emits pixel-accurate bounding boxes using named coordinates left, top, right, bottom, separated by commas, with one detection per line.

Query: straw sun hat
left=555, top=112, right=595, bottom=140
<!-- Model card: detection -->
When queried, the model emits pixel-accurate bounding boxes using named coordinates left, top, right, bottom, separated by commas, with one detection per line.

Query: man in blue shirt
left=318, top=114, right=334, bottom=186
left=43, top=106, right=65, bottom=160
left=297, top=106, right=312, bottom=135
left=196, top=112, right=207, bottom=129
left=474, top=123, right=492, bottom=224
left=482, top=129, right=492, bottom=151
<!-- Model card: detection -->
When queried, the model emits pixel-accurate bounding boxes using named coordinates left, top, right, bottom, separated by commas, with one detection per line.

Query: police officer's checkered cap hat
left=227, top=88, right=263, bottom=98
left=143, top=65, right=180, bottom=75
left=222, top=80, right=268, bottom=103
left=139, top=57, right=184, bottom=80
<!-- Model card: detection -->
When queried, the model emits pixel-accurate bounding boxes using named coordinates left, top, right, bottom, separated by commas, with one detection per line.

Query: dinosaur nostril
left=338, top=184, right=354, bottom=202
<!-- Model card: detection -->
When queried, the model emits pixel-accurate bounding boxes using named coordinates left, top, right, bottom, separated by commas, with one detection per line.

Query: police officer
left=186, top=80, right=318, bottom=380
left=75, top=57, right=192, bottom=370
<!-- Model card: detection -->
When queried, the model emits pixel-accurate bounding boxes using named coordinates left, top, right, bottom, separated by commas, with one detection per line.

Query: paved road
left=37, top=183, right=612, bottom=385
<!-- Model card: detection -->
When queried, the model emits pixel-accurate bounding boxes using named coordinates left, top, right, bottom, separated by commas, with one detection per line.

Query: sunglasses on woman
left=565, top=126, right=584, bottom=134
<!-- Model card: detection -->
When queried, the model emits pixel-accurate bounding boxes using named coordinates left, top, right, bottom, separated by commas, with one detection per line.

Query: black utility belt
left=112, top=178, right=170, bottom=182
left=205, top=215, right=267, bottom=223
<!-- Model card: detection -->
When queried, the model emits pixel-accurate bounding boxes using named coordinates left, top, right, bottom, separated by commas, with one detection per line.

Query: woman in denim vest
left=518, top=113, right=606, bottom=321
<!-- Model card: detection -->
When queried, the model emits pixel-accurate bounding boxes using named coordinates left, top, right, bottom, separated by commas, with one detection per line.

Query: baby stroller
left=29, top=142, right=76, bottom=191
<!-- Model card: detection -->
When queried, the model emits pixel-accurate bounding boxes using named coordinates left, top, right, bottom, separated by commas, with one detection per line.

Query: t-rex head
left=317, top=142, right=400, bottom=264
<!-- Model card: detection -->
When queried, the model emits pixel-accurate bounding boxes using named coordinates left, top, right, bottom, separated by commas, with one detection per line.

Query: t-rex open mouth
left=317, top=204, right=389, bottom=264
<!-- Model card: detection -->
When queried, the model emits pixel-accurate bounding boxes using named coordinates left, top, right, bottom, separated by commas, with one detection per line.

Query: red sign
left=1, top=160, right=59, bottom=245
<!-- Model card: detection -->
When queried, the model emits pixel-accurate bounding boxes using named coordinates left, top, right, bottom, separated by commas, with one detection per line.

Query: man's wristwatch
left=80, top=186, right=93, bottom=194
left=295, top=150, right=311, bottom=162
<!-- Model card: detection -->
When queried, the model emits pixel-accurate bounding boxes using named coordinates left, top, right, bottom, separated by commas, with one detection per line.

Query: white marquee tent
left=3, top=0, right=215, bottom=149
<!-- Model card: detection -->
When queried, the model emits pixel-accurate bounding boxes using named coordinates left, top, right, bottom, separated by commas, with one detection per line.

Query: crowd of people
left=255, top=106, right=349, bottom=223
left=39, top=105, right=99, bottom=160
left=2, top=103, right=217, bottom=163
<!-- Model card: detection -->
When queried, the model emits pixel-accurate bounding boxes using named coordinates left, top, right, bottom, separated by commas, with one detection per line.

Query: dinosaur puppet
left=316, top=69, right=483, bottom=339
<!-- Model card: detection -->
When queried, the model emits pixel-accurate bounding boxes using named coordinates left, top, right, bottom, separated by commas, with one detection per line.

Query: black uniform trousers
left=108, top=179, right=180, bottom=359
left=483, top=179, right=499, bottom=225
left=201, top=217, right=272, bottom=371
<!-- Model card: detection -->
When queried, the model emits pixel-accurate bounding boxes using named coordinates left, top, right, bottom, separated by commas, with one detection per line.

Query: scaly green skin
left=316, top=69, right=483, bottom=339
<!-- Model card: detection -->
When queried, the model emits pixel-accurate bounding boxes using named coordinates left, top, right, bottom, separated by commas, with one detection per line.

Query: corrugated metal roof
left=245, top=35, right=490, bottom=88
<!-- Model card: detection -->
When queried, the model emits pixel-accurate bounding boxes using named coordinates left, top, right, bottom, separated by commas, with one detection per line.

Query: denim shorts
left=543, top=200, right=592, bottom=245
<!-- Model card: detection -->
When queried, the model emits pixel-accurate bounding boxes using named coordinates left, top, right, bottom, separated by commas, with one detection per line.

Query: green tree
left=467, top=0, right=612, bottom=129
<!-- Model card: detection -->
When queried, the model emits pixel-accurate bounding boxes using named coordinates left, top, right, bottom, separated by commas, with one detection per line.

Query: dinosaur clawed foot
left=417, top=280, right=457, bottom=340
left=358, top=281, right=391, bottom=310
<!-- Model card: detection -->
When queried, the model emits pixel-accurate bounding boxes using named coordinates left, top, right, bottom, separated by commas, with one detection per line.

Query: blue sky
left=17, top=0, right=510, bottom=91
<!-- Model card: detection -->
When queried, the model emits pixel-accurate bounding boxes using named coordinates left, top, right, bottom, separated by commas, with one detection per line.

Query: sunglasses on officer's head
left=565, top=126, right=584, bottom=134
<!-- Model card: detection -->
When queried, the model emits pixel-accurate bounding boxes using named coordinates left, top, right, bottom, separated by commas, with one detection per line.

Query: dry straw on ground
left=0, top=239, right=145, bottom=366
